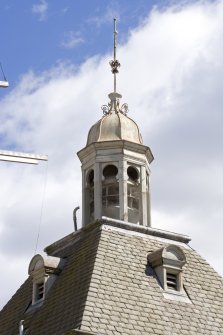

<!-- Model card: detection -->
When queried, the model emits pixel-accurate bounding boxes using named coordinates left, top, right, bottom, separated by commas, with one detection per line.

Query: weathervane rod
left=113, top=18, right=117, bottom=93
left=109, top=18, right=120, bottom=94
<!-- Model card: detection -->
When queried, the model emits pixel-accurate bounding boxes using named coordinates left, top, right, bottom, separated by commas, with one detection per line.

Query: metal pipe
left=19, top=320, right=24, bottom=335
left=73, top=206, right=80, bottom=231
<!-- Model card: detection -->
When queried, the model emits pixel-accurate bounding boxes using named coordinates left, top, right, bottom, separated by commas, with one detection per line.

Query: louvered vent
left=36, top=282, right=44, bottom=300
left=166, top=273, right=178, bottom=290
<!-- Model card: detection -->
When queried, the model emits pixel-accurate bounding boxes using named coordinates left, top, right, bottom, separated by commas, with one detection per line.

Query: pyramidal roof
left=0, top=219, right=223, bottom=335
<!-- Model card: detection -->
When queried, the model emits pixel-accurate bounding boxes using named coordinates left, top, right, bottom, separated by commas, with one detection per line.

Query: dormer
left=147, top=245, right=191, bottom=303
left=28, top=254, right=65, bottom=306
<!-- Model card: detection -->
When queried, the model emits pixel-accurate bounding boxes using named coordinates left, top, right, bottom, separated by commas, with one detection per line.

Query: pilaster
left=94, top=162, right=102, bottom=220
left=119, top=160, right=128, bottom=221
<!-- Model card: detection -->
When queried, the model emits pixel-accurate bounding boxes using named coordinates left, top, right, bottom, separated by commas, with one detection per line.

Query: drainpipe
left=73, top=206, right=80, bottom=231
left=19, top=320, right=24, bottom=335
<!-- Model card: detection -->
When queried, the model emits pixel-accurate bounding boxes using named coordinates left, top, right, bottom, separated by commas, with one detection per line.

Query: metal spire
left=101, top=18, right=128, bottom=116
left=109, top=18, right=120, bottom=93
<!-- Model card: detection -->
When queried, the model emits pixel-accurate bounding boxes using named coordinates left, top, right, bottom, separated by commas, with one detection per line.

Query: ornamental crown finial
left=101, top=19, right=128, bottom=116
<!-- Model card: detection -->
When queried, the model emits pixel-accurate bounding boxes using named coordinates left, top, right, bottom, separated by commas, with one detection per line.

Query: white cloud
left=88, top=3, right=120, bottom=27
left=0, top=255, right=29, bottom=307
left=1, top=0, right=223, bottom=309
left=32, top=0, right=48, bottom=21
left=62, top=7, right=69, bottom=14
left=61, top=31, right=84, bottom=49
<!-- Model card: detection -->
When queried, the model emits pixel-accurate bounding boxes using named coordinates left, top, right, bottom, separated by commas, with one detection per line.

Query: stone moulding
left=45, top=216, right=191, bottom=256
left=101, top=216, right=191, bottom=244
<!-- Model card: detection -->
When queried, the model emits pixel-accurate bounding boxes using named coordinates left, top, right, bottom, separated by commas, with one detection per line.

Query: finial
left=109, top=18, right=120, bottom=93
left=101, top=19, right=128, bottom=116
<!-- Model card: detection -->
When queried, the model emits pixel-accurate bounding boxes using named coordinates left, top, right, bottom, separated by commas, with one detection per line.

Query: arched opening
left=103, top=165, right=118, bottom=178
left=86, top=169, right=94, bottom=221
left=102, top=164, right=119, bottom=219
left=88, top=169, right=94, bottom=186
left=127, top=166, right=139, bottom=182
left=127, top=166, right=140, bottom=223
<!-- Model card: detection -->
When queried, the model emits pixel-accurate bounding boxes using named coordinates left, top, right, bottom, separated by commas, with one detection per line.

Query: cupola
left=77, top=19, right=154, bottom=227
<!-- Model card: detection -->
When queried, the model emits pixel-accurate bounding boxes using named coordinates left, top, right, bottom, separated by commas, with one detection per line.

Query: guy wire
left=34, top=159, right=48, bottom=255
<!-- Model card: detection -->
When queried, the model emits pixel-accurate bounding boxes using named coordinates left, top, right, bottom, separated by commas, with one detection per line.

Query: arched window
left=102, top=164, right=119, bottom=219
left=86, top=169, right=94, bottom=220
left=127, top=166, right=140, bottom=223
left=102, top=164, right=119, bottom=207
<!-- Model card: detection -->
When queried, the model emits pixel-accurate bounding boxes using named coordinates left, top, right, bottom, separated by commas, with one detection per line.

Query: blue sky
left=1, top=0, right=223, bottom=309
left=0, top=0, right=169, bottom=91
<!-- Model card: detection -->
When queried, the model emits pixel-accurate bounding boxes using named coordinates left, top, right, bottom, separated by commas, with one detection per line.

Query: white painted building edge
left=0, top=150, right=48, bottom=164
left=0, top=80, right=9, bottom=87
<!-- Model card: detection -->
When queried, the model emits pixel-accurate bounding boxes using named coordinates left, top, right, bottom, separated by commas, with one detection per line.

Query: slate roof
left=0, top=218, right=223, bottom=335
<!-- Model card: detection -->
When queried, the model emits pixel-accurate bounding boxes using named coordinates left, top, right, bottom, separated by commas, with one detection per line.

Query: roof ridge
left=45, top=217, right=191, bottom=256
left=101, top=216, right=191, bottom=243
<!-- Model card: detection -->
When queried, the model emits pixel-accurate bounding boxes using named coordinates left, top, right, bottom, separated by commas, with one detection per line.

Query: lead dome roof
left=87, top=92, right=143, bottom=145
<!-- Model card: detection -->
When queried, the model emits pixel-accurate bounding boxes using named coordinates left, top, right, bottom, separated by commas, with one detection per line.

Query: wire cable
left=34, top=160, right=48, bottom=255
left=0, top=62, right=7, bottom=81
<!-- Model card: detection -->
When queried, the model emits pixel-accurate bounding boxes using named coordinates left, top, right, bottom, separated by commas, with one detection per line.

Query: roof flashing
left=163, top=290, right=192, bottom=304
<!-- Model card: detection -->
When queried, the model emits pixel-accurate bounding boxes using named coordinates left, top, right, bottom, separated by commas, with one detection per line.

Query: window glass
left=127, top=184, right=139, bottom=210
left=102, top=165, right=119, bottom=208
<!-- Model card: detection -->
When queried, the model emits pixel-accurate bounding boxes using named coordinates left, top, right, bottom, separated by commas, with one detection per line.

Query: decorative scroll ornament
left=101, top=104, right=110, bottom=115
left=120, top=103, right=128, bottom=115
left=101, top=95, right=128, bottom=116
